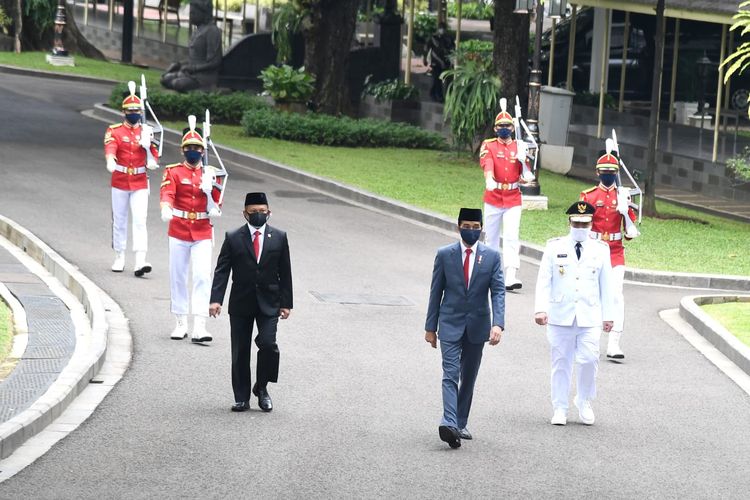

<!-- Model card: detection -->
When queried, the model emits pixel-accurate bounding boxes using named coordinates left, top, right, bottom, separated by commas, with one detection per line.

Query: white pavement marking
left=660, top=308, right=750, bottom=397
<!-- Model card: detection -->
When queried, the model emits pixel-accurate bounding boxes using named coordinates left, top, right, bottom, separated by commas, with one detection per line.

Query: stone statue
left=161, top=0, right=223, bottom=92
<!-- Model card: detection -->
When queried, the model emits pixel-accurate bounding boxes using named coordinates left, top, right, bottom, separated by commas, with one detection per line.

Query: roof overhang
left=572, top=1, right=737, bottom=25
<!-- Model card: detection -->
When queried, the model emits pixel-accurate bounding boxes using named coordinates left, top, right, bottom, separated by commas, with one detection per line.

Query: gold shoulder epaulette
left=165, top=163, right=181, bottom=169
left=482, top=137, right=497, bottom=143
left=109, top=123, right=122, bottom=129
left=582, top=186, right=597, bottom=194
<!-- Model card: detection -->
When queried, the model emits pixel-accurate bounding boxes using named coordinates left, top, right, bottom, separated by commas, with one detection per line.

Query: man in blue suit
left=425, top=207, right=505, bottom=449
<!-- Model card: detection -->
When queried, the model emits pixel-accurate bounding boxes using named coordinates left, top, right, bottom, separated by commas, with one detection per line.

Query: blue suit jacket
left=425, top=241, right=505, bottom=344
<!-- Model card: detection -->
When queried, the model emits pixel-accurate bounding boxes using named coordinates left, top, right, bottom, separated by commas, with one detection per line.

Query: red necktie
left=464, top=248, right=472, bottom=287
left=253, top=231, right=261, bottom=262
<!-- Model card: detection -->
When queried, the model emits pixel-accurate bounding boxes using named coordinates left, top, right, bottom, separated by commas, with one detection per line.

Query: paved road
left=0, top=73, right=749, bottom=498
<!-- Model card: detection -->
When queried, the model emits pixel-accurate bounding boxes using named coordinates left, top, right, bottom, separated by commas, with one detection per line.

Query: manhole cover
left=309, top=291, right=413, bottom=306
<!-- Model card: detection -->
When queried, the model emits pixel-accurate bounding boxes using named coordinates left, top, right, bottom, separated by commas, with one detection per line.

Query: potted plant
left=260, top=64, right=316, bottom=113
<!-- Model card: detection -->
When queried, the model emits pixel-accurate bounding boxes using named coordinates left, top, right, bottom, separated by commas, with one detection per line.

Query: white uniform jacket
left=534, top=236, right=614, bottom=327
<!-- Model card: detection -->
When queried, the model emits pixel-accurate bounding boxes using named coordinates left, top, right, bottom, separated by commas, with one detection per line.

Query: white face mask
left=570, top=227, right=590, bottom=242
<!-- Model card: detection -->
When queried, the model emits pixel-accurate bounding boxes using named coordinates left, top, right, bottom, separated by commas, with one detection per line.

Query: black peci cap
left=245, top=192, right=268, bottom=206
left=458, top=208, right=483, bottom=225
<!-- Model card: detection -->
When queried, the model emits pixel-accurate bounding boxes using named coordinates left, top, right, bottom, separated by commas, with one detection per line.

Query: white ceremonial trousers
left=483, top=203, right=522, bottom=270
left=111, top=186, right=149, bottom=253
left=168, top=236, right=213, bottom=317
left=547, top=321, right=600, bottom=410
left=611, top=264, right=625, bottom=332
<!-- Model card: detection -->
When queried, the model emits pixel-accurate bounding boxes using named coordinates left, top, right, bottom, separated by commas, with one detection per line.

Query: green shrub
left=109, top=83, right=270, bottom=123
left=241, top=108, right=447, bottom=149
left=574, top=91, right=617, bottom=109
left=447, top=0, right=493, bottom=20
left=414, top=11, right=438, bottom=42
left=441, top=57, right=502, bottom=153
left=362, top=77, right=419, bottom=102
left=271, top=2, right=303, bottom=64
left=260, top=64, right=316, bottom=102
left=727, top=146, right=750, bottom=183
left=455, top=39, right=493, bottom=69
left=0, top=7, right=12, bottom=35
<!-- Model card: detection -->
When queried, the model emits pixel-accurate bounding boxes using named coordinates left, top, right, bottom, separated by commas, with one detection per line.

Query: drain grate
left=309, top=291, right=413, bottom=306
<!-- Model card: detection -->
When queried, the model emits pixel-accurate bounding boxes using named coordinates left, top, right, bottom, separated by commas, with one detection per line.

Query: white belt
left=115, top=164, right=146, bottom=175
left=489, top=181, right=519, bottom=191
left=172, top=209, right=209, bottom=220
left=591, top=231, right=622, bottom=241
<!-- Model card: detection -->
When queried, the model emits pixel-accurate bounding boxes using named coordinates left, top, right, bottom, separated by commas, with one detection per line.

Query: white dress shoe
left=550, top=408, right=567, bottom=426
left=170, top=315, right=188, bottom=340
left=111, top=252, right=125, bottom=272
left=191, top=316, right=213, bottom=343
left=133, top=251, right=152, bottom=277
left=606, top=331, right=625, bottom=359
left=576, top=399, right=595, bottom=425
left=504, top=267, right=522, bottom=291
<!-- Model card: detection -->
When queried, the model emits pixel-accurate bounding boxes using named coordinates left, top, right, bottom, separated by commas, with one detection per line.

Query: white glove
left=616, top=188, right=630, bottom=216
left=200, top=172, right=214, bottom=194
left=521, top=169, right=535, bottom=183
left=160, top=205, right=173, bottom=222
left=625, top=225, right=640, bottom=239
left=208, top=206, right=221, bottom=218
left=146, top=159, right=159, bottom=170
left=139, top=124, right=153, bottom=150
left=485, top=176, right=497, bottom=191
left=106, top=157, right=116, bottom=173
left=516, top=140, right=528, bottom=162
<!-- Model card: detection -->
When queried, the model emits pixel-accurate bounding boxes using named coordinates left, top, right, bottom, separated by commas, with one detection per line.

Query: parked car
left=541, top=7, right=750, bottom=110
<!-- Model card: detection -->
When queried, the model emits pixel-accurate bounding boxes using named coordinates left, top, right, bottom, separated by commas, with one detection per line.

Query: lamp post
left=515, top=0, right=567, bottom=196
left=47, top=0, right=74, bottom=66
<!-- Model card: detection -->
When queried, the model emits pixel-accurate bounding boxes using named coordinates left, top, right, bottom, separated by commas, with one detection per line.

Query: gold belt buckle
left=602, top=232, right=610, bottom=241
left=501, top=183, right=510, bottom=190
left=127, top=167, right=135, bottom=175
left=187, top=211, right=197, bottom=220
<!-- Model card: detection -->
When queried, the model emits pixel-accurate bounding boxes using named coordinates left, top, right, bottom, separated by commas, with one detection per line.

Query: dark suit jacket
left=424, top=242, right=505, bottom=344
left=210, top=224, right=293, bottom=317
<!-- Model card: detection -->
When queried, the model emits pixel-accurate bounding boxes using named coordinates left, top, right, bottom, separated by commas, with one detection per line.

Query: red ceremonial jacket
left=579, top=184, right=637, bottom=267
left=103, top=122, right=159, bottom=191
left=479, top=138, right=525, bottom=208
left=160, top=162, right=223, bottom=242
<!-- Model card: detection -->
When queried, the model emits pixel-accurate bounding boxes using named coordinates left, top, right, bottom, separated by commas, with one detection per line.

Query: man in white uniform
left=534, top=201, right=614, bottom=426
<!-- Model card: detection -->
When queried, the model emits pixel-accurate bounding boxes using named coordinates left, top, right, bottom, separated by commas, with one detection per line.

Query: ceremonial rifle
left=138, top=74, right=164, bottom=157
left=201, top=110, right=229, bottom=211
left=606, top=130, right=643, bottom=225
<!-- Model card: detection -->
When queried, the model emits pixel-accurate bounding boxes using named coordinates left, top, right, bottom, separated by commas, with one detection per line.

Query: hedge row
left=109, top=83, right=270, bottom=123
left=240, top=108, right=448, bottom=150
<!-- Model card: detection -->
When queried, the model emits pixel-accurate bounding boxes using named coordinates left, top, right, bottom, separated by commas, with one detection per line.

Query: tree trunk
left=644, top=0, right=665, bottom=217
left=301, top=0, right=359, bottom=115
left=0, top=0, right=104, bottom=59
left=492, top=0, right=530, bottom=112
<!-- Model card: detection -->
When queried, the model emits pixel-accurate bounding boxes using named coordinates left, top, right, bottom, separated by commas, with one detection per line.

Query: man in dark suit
left=425, top=208, right=505, bottom=449
left=209, top=192, right=293, bottom=413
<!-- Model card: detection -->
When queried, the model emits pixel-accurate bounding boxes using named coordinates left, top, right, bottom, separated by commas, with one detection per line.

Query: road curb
left=679, top=295, right=750, bottom=378
left=0, top=215, right=109, bottom=460
left=89, top=103, right=750, bottom=291
left=0, top=64, right=118, bottom=86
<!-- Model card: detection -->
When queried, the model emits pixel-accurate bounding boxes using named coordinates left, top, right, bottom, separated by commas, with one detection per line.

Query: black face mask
left=460, top=228, right=482, bottom=246
left=245, top=212, right=269, bottom=228
left=599, top=173, right=617, bottom=187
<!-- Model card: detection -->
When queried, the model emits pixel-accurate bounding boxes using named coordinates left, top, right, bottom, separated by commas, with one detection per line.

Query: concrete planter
left=274, top=101, right=307, bottom=114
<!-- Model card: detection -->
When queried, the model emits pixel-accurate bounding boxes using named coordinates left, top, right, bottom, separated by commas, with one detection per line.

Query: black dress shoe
left=253, top=384, right=273, bottom=412
left=231, top=401, right=249, bottom=412
left=134, top=264, right=152, bottom=277
left=438, top=425, right=461, bottom=449
left=458, top=428, right=472, bottom=440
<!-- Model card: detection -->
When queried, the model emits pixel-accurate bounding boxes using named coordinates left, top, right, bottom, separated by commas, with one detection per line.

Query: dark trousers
left=230, top=314, right=279, bottom=403
left=439, top=332, right=485, bottom=429
left=430, top=67, right=445, bottom=102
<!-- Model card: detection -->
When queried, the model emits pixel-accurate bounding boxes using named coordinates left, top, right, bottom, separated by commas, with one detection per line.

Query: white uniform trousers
left=483, top=203, right=522, bottom=270
left=168, top=237, right=213, bottom=317
left=111, top=187, right=149, bottom=253
left=611, top=265, right=625, bottom=332
left=547, top=320, right=600, bottom=410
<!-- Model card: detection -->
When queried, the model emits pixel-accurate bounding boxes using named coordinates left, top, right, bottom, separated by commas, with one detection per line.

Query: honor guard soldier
left=579, top=152, right=639, bottom=360
left=479, top=105, right=535, bottom=291
left=104, top=86, right=159, bottom=275
left=159, top=124, right=223, bottom=342
left=534, top=202, right=614, bottom=426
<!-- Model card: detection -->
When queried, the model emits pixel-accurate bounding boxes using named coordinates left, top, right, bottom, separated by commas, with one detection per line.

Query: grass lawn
left=702, top=302, right=750, bottom=346
left=0, top=52, right=164, bottom=87
left=160, top=122, right=750, bottom=276
left=0, top=299, right=12, bottom=365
